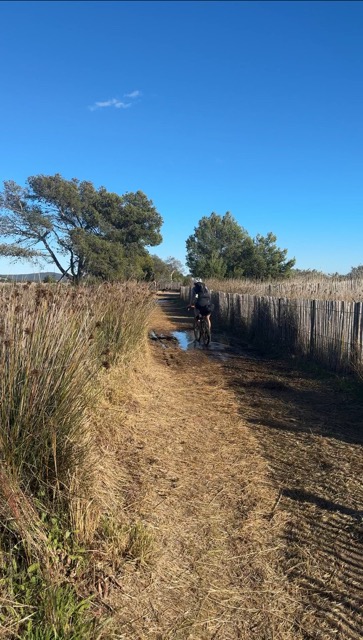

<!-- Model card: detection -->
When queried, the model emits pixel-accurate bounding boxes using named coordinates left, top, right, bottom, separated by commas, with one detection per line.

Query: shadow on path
left=156, top=291, right=363, bottom=640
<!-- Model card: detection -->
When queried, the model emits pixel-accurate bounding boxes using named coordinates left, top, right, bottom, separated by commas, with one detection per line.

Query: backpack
left=195, top=283, right=211, bottom=307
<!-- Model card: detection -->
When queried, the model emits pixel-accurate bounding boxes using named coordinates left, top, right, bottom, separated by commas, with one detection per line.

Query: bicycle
left=188, top=306, right=211, bottom=346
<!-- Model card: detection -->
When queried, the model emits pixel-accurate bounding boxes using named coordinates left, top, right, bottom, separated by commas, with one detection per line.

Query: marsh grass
left=206, top=275, right=363, bottom=301
left=93, top=282, right=155, bottom=366
left=0, top=281, right=155, bottom=637
left=0, top=294, right=97, bottom=497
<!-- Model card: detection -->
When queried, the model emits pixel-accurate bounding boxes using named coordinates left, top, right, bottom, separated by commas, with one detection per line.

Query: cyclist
left=187, top=278, right=212, bottom=334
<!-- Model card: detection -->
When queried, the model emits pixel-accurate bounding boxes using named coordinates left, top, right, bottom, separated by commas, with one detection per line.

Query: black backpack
left=195, top=282, right=204, bottom=295
left=195, top=283, right=211, bottom=306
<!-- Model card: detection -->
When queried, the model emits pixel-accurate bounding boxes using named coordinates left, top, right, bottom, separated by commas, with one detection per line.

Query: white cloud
left=114, top=101, right=131, bottom=109
left=88, top=98, right=132, bottom=111
left=124, top=90, right=142, bottom=99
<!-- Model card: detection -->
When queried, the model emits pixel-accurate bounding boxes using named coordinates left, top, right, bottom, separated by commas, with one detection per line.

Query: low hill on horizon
left=0, top=272, right=63, bottom=283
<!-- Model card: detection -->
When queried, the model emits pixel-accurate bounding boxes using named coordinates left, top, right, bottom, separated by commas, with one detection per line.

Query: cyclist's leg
left=206, top=313, right=211, bottom=333
left=200, top=305, right=211, bottom=333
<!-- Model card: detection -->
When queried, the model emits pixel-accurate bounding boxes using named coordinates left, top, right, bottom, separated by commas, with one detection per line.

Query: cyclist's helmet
left=193, top=277, right=202, bottom=284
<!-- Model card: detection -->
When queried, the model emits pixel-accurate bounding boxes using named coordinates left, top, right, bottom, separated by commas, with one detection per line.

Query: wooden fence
left=181, top=287, right=363, bottom=374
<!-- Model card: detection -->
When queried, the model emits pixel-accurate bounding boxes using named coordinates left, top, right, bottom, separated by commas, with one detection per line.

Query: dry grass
left=0, top=281, right=155, bottom=526
left=3, top=286, right=361, bottom=638
left=96, top=293, right=362, bottom=640
left=205, top=276, right=363, bottom=301
left=87, top=304, right=305, bottom=639
left=0, top=281, right=156, bottom=637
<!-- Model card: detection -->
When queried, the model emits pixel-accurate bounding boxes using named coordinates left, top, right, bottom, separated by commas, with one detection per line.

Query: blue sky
left=0, top=0, right=362, bottom=275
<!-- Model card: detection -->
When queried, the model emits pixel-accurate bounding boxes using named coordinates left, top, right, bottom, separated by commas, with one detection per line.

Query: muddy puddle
left=171, top=330, right=262, bottom=362
left=154, top=295, right=262, bottom=361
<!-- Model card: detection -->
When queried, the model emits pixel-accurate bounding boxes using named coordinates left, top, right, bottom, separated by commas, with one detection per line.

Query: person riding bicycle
left=187, top=278, right=212, bottom=334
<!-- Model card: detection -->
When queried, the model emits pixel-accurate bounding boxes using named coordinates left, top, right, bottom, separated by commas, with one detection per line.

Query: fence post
left=352, top=301, right=362, bottom=370
left=310, top=299, right=316, bottom=356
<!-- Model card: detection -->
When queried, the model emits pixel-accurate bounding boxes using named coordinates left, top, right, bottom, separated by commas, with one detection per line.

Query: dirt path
left=105, top=293, right=363, bottom=639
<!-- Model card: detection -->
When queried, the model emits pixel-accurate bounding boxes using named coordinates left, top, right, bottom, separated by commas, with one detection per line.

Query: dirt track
left=106, top=292, right=363, bottom=639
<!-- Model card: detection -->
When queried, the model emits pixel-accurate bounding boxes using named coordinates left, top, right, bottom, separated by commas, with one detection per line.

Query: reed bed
left=0, top=281, right=155, bottom=638
left=205, top=275, right=363, bottom=301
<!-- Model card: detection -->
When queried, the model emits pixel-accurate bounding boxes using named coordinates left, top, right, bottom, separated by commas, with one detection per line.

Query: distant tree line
left=149, top=255, right=185, bottom=282
left=1, top=174, right=360, bottom=283
left=291, top=266, right=363, bottom=279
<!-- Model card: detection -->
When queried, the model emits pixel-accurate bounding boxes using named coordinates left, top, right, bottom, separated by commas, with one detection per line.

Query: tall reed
left=0, top=281, right=155, bottom=637
left=0, top=285, right=98, bottom=503
left=205, top=275, right=363, bottom=301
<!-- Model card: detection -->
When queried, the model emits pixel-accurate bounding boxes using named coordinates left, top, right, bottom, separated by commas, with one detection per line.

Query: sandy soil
left=99, top=292, right=363, bottom=640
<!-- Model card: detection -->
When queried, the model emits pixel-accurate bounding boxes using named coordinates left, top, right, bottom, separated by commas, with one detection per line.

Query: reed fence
left=156, top=280, right=183, bottom=291
left=181, top=287, right=363, bottom=374
left=205, top=276, right=363, bottom=302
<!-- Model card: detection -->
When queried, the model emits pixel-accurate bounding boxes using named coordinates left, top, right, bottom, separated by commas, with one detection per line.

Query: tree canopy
left=186, top=212, right=295, bottom=279
left=149, top=255, right=185, bottom=282
left=347, top=264, right=363, bottom=278
left=0, top=174, right=163, bottom=283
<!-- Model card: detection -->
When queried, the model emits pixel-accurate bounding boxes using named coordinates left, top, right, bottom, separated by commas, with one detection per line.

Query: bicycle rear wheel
left=193, top=317, right=201, bottom=342
left=200, top=319, right=211, bottom=346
